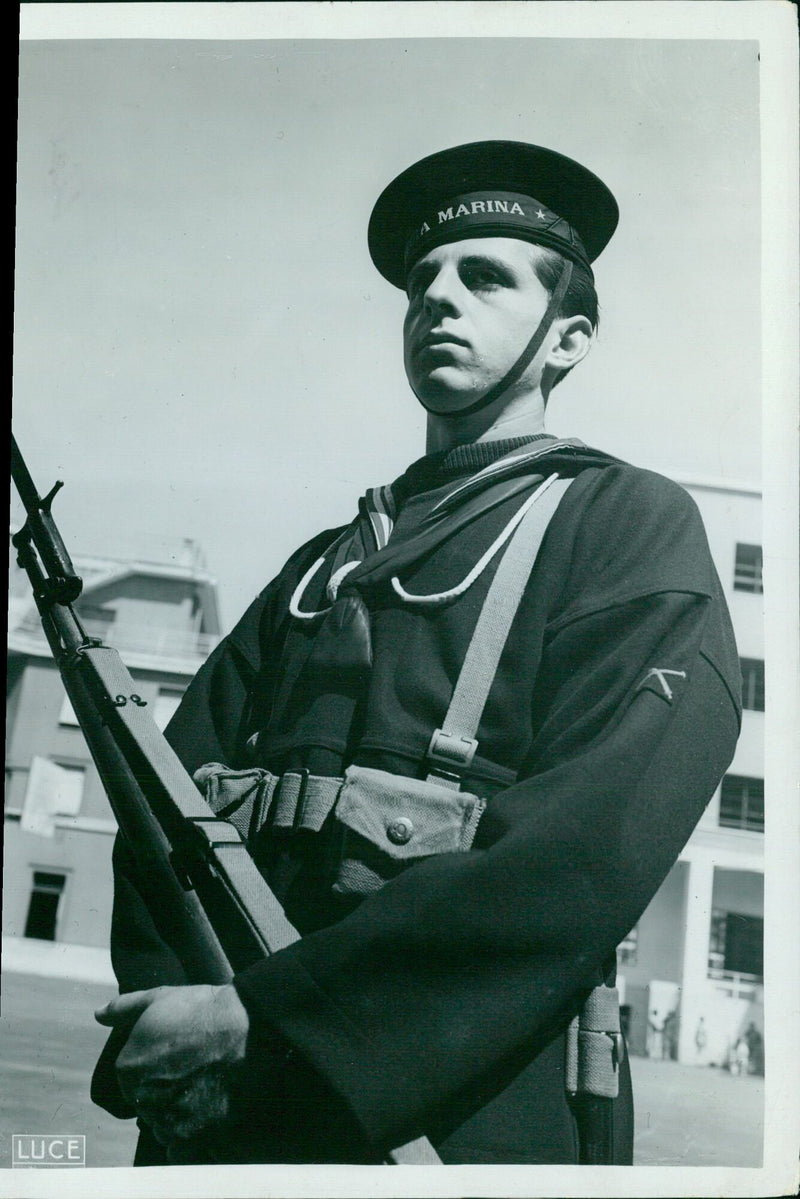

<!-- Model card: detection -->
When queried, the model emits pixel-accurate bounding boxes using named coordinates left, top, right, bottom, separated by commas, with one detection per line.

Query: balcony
left=10, top=613, right=220, bottom=666
left=707, top=968, right=763, bottom=1001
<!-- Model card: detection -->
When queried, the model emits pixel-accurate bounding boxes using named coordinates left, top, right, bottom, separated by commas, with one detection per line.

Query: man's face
left=403, top=237, right=552, bottom=415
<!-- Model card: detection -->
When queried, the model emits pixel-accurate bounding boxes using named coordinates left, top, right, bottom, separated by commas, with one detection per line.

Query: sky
left=12, top=23, right=763, bottom=630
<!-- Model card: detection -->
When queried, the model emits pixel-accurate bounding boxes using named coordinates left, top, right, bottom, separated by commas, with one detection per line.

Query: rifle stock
left=10, top=436, right=441, bottom=1166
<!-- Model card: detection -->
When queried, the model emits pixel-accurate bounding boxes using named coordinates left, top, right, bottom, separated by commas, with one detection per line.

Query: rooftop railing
left=707, top=968, right=763, bottom=1000
left=11, top=612, right=220, bottom=662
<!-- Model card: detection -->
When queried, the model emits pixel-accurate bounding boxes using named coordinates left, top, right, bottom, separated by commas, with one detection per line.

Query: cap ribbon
left=404, top=191, right=590, bottom=278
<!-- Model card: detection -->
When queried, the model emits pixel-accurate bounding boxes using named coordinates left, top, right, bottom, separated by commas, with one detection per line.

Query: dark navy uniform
left=94, top=436, right=741, bottom=1164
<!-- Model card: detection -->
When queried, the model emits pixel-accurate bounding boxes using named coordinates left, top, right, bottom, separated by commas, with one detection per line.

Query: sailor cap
left=368, top=140, right=618, bottom=288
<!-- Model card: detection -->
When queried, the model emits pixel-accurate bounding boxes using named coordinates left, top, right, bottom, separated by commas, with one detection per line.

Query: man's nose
left=422, top=264, right=461, bottom=317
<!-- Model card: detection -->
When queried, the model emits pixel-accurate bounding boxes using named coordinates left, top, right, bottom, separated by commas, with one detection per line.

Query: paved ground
left=0, top=972, right=138, bottom=1168
left=630, top=1054, right=763, bottom=1166
left=0, top=971, right=763, bottom=1170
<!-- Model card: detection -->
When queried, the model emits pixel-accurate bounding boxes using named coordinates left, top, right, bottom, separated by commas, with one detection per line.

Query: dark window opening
left=708, top=909, right=763, bottom=979
left=617, top=925, right=638, bottom=966
left=719, top=775, right=764, bottom=832
left=734, top=543, right=763, bottom=594
left=725, top=913, right=764, bottom=977
left=739, top=658, right=765, bottom=711
left=24, top=871, right=66, bottom=941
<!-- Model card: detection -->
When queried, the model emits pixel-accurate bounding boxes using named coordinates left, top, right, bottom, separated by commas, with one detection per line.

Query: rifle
left=10, top=435, right=440, bottom=1166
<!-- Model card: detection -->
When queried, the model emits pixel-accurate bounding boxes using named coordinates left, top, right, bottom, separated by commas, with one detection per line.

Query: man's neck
left=425, top=385, right=548, bottom=453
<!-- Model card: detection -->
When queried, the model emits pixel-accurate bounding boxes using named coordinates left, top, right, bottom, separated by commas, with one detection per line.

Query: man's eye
left=407, top=274, right=430, bottom=302
left=463, top=267, right=500, bottom=291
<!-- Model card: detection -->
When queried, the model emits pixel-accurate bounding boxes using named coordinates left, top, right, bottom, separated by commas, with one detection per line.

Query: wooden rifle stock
left=10, top=436, right=440, bottom=1165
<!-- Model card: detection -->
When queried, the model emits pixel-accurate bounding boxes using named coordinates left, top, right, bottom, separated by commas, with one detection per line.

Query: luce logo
left=12, top=1134, right=86, bottom=1167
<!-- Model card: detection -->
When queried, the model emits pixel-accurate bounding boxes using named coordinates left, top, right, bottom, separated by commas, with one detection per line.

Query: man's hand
left=95, top=983, right=249, bottom=1152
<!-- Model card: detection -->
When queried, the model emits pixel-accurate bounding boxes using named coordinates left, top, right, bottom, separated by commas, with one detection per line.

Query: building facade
left=4, top=542, right=221, bottom=967
left=617, top=479, right=764, bottom=1072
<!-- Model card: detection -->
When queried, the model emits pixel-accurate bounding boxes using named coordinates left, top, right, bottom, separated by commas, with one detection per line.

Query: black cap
left=368, top=140, right=619, bottom=289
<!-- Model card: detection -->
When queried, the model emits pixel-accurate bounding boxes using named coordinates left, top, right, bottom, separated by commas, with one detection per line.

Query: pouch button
left=386, top=817, right=414, bottom=845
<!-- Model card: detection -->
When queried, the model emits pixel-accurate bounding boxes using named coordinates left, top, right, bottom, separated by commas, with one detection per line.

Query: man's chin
left=411, top=375, right=486, bottom=416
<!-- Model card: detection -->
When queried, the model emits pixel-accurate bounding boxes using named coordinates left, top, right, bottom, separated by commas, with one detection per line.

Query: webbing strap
left=427, top=473, right=572, bottom=783
left=271, top=772, right=344, bottom=832
left=195, top=764, right=345, bottom=840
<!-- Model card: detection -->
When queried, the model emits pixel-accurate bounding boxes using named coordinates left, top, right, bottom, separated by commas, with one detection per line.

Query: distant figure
left=744, top=1022, right=764, bottom=1075
left=695, top=1016, right=708, bottom=1064
left=730, top=1036, right=750, bottom=1077
left=647, top=1011, right=665, bottom=1060
left=662, top=1009, right=678, bottom=1060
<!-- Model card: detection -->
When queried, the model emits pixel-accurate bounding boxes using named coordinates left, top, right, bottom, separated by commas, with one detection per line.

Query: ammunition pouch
left=566, top=983, right=624, bottom=1100
left=194, top=761, right=486, bottom=897
left=332, top=765, right=485, bottom=895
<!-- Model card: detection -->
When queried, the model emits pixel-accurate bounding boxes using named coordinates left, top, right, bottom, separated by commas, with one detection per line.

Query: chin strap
left=416, top=259, right=574, bottom=419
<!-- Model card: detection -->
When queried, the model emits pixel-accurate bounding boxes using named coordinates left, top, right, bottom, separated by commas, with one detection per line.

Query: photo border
left=8, top=4, right=799, bottom=1198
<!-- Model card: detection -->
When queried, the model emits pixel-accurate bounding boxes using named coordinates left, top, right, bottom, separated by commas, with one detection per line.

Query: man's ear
left=545, top=314, right=594, bottom=376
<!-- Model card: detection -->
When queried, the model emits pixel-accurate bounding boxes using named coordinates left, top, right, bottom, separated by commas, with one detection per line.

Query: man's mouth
left=416, top=331, right=469, bottom=354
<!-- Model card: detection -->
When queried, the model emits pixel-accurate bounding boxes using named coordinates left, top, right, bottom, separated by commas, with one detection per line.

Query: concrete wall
left=685, top=488, right=762, bottom=657
left=4, top=652, right=191, bottom=955
left=712, top=868, right=763, bottom=918
left=619, top=861, right=688, bottom=1056
left=82, top=575, right=199, bottom=634
left=622, top=862, right=688, bottom=990
left=5, top=657, right=25, bottom=750
left=2, top=820, right=115, bottom=947
left=7, top=658, right=117, bottom=822
left=6, top=659, right=191, bottom=817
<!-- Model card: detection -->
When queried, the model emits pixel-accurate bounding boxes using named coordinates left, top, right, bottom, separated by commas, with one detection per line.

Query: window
left=153, top=687, right=184, bottom=731
left=58, top=693, right=80, bottom=726
left=733, top=543, right=763, bottom=593
left=617, top=925, right=638, bottom=966
left=719, top=774, right=764, bottom=832
left=24, top=871, right=66, bottom=941
left=739, top=658, right=765, bottom=711
left=21, top=758, right=86, bottom=836
left=708, top=908, right=763, bottom=980
left=708, top=909, right=726, bottom=972
left=50, top=763, right=85, bottom=816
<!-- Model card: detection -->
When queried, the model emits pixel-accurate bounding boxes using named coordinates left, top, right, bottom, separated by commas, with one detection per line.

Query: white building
left=4, top=541, right=221, bottom=976
left=617, top=478, right=764, bottom=1072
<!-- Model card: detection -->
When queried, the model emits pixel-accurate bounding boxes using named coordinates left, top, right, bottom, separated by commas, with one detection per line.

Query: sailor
left=92, top=140, right=741, bottom=1165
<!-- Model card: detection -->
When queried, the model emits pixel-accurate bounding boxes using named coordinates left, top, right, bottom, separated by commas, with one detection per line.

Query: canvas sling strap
left=419, top=471, right=625, bottom=1144
left=424, top=472, right=572, bottom=787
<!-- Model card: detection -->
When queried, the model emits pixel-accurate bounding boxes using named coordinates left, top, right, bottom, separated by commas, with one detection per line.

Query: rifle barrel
left=11, top=435, right=82, bottom=603
left=11, top=435, right=41, bottom=512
